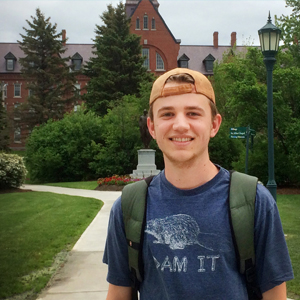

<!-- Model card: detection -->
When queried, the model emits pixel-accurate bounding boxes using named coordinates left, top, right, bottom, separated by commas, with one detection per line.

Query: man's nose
left=173, top=114, right=190, bottom=132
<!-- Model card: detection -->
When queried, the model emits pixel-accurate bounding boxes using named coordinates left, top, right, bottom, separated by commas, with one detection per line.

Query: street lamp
left=258, top=12, right=281, bottom=201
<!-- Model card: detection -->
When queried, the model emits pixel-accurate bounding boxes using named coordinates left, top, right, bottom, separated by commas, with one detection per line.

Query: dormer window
left=5, top=52, right=17, bottom=71
left=136, top=17, right=140, bottom=29
left=178, top=54, right=190, bottom=69
left=203, top=54, right=216, bottom=72
left=72, top=52, right=83, bottom=71
left=143, top=14, right=148, bottom=29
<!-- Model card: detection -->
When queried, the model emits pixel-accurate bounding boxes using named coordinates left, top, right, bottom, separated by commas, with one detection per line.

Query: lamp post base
left=266, top=180, right=277, bottom=201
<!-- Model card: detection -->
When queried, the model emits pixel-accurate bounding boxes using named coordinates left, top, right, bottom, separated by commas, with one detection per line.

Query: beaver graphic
left=146, top=214, right=217, bottom=251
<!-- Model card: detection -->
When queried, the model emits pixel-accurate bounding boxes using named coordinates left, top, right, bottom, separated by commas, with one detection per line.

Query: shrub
left=25, top=108, right=103, bottom=183
left=0, top=153, right=27, bottom=189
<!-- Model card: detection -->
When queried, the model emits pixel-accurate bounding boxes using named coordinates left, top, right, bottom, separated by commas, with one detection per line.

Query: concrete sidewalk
left=22, top=184, right=121, bottom=300
left=21, top=184, right=294, bottom=300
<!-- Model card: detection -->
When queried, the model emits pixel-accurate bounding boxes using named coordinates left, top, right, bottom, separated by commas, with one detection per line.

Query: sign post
left=229, top=126, right=256, bottom=174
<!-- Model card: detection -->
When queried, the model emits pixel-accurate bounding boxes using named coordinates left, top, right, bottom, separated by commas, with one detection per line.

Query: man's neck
left=164, top=159, right=219, bottom=190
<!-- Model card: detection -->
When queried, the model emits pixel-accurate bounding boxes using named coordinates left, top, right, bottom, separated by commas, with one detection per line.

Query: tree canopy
left=83, top=2, right=151, bottom=116
left=18, top=8, right=78, bottom=130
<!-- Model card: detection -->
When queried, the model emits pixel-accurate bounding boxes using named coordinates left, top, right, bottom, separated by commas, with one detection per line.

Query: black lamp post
left=258, top=12, right=281, bottom=201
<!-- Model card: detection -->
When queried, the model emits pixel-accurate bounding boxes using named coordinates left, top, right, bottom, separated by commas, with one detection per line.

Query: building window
left=136, top=18, right=140, bottom=29
left=2, top=84, right=7, bottom=98
left=142, top=48, right=150, bottom=70
left=74, top=104, right=80, bottom=112
left=74, top=83, right=80, bottom=97
left=14, top=127, right=21, bottom=143
left=28, top=89, right=34, bottom=97
left=178, top=54, right=190, bottom=69
left=151, top=18, right=156, bottom=30
left=5, top=52, right=17, bottom=71
left=143, top=14, right=148, bottom=29
left=14, top=83, right=21, bottom=97
left=203, top=54, right=216, bottom=72
left=156, top=53, right=164, bottom=70
left=72, top=53, right=83, bottom=71
left=14, top=103, right=21, bottom=120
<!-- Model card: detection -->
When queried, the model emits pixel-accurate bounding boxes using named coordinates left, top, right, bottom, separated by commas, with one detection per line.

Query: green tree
left=18, top=8, right=78, bottom=130
left=276, top=0, right=300, bottom=66
left=213, top=47, right=300, bottom=185
left=0, top=90, right=10, bottom=151
left=25, top=107, right=103, bottom=183
left=84, top=2, right=150, bottom=116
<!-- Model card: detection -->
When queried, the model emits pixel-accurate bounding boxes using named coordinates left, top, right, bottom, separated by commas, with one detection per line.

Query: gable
left=131, top=0, right=180, bottom=44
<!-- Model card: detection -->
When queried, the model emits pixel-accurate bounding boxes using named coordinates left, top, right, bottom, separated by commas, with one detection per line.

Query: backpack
left=121, top=171, right=262, bottom=300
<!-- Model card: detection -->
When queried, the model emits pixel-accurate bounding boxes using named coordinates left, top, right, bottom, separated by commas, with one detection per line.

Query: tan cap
left=149, top=68, right=215, bottom=105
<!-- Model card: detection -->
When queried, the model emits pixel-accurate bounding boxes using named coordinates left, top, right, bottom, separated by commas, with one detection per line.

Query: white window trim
left=14, top=83, right=21, bottom=98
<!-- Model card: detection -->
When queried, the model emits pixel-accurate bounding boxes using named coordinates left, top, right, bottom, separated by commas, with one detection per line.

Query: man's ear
left=210, top=113, right=222, bottom=138
left=147, top=117, right=156, bottom=139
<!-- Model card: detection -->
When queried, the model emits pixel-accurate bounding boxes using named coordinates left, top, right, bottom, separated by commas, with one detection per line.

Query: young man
left=103, top=68, right=293, bottom=299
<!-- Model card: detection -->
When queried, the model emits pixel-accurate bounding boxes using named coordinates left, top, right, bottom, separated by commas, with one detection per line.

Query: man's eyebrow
left=157, top=106, right=174, bottom=113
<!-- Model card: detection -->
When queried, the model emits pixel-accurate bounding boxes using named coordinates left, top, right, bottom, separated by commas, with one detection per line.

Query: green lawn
left=44, top=181, right=98, bottom=190
left=0, top=191, right=103, bottom=299
left=277, top=195, right=300, bottom=299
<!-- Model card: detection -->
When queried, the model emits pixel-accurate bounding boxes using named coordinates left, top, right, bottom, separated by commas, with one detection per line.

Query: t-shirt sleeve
left=102, top=196, right=132, bottom=287
left=254, top=184, right=294, bottom=293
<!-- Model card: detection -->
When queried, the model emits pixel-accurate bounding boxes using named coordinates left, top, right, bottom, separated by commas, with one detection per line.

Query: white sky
left=0, top=0, right=293, bottom=46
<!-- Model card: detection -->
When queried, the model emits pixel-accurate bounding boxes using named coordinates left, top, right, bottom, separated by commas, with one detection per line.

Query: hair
left=148, top=73, right=218, bottom=121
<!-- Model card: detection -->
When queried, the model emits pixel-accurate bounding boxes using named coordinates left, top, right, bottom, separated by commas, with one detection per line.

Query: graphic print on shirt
left=146, top=214, right=220, bottom=251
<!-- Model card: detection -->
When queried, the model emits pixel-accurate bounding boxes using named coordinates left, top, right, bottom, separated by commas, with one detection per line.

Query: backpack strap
left=229, top=171, right=262, bottom=300
left=121, top=176, right=154, bottom=298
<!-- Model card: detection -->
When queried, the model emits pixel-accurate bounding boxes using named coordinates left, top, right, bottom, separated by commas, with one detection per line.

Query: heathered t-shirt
left=103, top=167, right=294, bottom=299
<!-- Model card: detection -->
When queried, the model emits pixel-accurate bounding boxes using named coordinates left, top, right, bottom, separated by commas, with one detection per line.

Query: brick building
left=0, top=0, right=245, bottom=149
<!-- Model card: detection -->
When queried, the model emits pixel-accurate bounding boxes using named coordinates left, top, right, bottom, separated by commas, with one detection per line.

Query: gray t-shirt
left=103, top=167, right=293, bottom=299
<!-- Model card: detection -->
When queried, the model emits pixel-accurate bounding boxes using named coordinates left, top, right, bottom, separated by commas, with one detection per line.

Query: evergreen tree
left=84, top=2, right=150, bottom=116
left=0, top=89, right=10, bottom=151
left=18, top=8, right=78, bottom=129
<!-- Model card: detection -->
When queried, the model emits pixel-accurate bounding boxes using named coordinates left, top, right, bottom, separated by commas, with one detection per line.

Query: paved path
left=21, top=184, right=294, bottom=300
left=21, top=184, right=121, bottom=300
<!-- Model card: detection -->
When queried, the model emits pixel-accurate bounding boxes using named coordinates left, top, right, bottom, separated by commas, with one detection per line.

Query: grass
left=277, top=195, right=300, bottom=299
left=44, top=181, right=98, bottom=190
left=0, top=191, right=103, bottom=299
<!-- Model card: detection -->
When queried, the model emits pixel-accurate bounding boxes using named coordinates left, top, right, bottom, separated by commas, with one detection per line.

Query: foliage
left=97, top=175, right=141, bottom=186
left=0, top=153, right=27, bottom=189
left=17, top=8, right=78, bottom=130
left=213, top=46, right=300, bottom=186
left=83, top=1, right=151, bottom=116
left=0, top=90, right=10, bottom=151
left=89, top=96, right=142, bottom=177
left=209, top=119, right=243, bottom=170
left=276, top=0, right=300, bottom=67
left=0, top=192, right=102, bottom=299
left=25, top=108, right=102, bottom=183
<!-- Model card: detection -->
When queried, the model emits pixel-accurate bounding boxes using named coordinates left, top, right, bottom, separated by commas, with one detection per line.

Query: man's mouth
left=170, top=137, right=193, bottom=142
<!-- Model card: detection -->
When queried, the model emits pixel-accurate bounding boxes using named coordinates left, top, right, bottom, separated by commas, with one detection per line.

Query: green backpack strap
left=229, top=171, right=262, bottom=300
left=121, top=176, right=154, bottom=295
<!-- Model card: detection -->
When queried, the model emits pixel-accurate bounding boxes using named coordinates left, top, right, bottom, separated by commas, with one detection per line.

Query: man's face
left=147, top=82, right=221, bottom=167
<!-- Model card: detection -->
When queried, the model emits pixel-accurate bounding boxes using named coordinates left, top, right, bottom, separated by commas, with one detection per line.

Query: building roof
left=178, top=45, right=248, bottom=75
left=0, top=42, right=94, bottom=73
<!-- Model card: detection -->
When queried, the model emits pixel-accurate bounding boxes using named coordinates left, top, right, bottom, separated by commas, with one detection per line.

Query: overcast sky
left=1, top=0, right=293, bottom=46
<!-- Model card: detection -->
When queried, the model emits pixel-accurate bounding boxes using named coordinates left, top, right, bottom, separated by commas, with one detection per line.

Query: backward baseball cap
left=149, top=68, right=215, bottom=105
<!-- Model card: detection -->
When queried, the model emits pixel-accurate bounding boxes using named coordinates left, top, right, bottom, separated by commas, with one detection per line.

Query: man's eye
left=188, top=112, right=200, bottom=116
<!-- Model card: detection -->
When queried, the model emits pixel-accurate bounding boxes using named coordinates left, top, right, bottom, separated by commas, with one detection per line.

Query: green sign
left=229, top=127, right=247, bottom=139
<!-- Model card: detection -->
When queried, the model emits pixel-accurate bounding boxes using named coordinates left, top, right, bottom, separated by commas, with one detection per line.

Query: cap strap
left=162, top=83, right=194, bottom=98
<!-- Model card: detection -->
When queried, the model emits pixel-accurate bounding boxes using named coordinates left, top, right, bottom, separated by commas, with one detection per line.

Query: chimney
left=213, top=32, right=218, bottom=48
left=62, top=29, right=66, bottom=46
left=231, top=32, right=236, bottom=47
